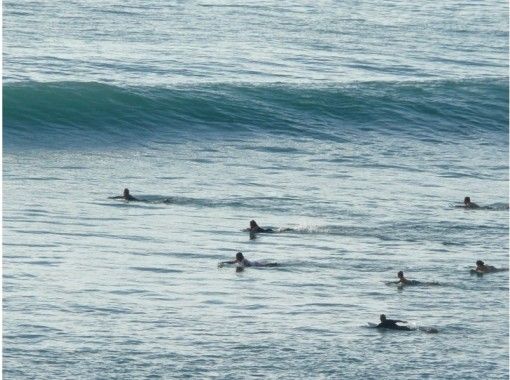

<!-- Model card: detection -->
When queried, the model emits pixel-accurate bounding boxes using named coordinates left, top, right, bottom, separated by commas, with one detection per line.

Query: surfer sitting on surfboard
left=110, top=188, right=139, bottom=201
left=218, top=252, right=278, bottom=268
left=376, top=314, right=411, bottom=331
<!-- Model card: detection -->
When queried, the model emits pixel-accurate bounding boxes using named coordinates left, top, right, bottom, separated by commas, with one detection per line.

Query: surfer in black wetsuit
left=463, top=196, right=479, bottom=209
left=218, top=252, right=278, bottom=268
left=376, top=314, right=411, bottom=331
left=247, top=220, right=273, bottom=233
left=396, top=271, right=420, bottom=286
left=472, top=260, right=507, bottom=273
left=110, top=188, right=139, bottom=201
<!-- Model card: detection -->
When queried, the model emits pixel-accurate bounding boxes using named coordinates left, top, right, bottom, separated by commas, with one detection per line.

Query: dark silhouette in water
left=218, top=252, right=278, bottom=269
left=471, top=260, right=508, bottom=274
left=462, top=196, right=479, bottom=209
left=376, top=314, right=411, bottom=331
left=110, top=188, right=139, bottom=201
left=454, top=197, right=509, bottom=210
left=247, top=220, right=274, bottom=233
left=245, top=220, right=275, bottom=240
left=396, top=271, right=420, bottom=286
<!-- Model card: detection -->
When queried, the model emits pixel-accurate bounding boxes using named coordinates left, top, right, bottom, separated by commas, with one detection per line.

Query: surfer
left=218, top=252, right=278, bottom=268
left=376, top=314, right=411, bottom=331
left=463, top=196, right=479, bottom=209
left=396, top=271, right=420, bottom=286
left=472, top=260, right=505, bottom=273
left=247, top=220, right=274, bottom=233
left=110, top=188, right=139, bottom=201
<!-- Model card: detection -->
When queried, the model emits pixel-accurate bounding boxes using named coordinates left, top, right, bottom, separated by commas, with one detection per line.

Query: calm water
left=3, top=1, right=509, bottom=379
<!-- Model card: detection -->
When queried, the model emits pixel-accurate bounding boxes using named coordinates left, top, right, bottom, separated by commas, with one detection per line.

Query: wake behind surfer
left=110, top=188, right=139, bottom=201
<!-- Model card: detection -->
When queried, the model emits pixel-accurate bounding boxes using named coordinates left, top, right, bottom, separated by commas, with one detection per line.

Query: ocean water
left=3, top=1, right=509, bottom=379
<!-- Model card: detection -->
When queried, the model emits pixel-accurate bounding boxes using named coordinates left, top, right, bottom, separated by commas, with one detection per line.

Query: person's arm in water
left=218, top=260, right=237, bottom=268
left=377, top=319, right=407, bottom=328
left=109, top=193, right=139, bottom=201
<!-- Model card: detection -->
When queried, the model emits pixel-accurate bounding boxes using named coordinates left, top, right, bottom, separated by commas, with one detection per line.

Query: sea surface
left=3, top=1, right=509, bottom=379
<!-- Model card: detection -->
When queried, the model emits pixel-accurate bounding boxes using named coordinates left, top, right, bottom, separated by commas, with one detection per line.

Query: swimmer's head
left=250, top=220, right=258, bottom=228
left=464, top=196, right=471, bottom=204
left=236, top=252, right=244, bottom=261
left=124, top=188, right=130, bottom=196
left=476, top=260, right=484, bottom=267
left=398, top=271, right=404, bottom=278
left=380, top=314, right=386, bottom=322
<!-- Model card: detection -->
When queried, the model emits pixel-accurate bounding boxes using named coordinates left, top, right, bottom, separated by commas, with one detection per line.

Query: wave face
left=4, top=78, right=508, bottom=148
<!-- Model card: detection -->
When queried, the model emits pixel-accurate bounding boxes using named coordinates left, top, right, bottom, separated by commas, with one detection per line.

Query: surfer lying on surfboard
left=376, top=314, right=411, bottom=331
left=244, top=220, right=274, bottom=233
left=454, top=196, right=480, bottom=209
left=218, top=252, right=278, bottom=269
left=386, top=271, right=440, bottom=287
left=368, top=315, right=439, bottom=333
left=244, top=220, right=275, bottom=240
left=395, top=271, right=420, bottom=286
left=462, top=196, right=479, bottom=209
left=109, top=188, right=139, bottom=201
left=471, top=260, right=508, bottom=274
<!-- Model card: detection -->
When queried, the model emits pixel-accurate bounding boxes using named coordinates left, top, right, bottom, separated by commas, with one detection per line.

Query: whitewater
left=3, top=1, right=509, bottom=379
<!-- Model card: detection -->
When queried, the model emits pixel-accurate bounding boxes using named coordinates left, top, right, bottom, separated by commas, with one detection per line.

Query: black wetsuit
left=111, top=195, right=139, bottom=201
left=251, top=227, right=273, bottom=233
left=377, top=319, right=411, bottom=331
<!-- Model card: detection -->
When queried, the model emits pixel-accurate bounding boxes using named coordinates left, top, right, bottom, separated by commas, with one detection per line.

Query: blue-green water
left=3, top=1, right=509, bottom=379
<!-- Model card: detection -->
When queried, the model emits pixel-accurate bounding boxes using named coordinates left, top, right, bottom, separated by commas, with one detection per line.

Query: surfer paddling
left=462, top=196, right=479, bottom=209
left=218, top=252, right=278, bottom=269
left=110, top=188, right=139, bottom=201
left=245, top=220, right=274, bottom=240
left=246, top=220, right=274, bottom=233
left=376, top=314, right=411, bottom=331
left=395, top=271, right=420, bottom=286
left=472, top=260, right=507, bottom=274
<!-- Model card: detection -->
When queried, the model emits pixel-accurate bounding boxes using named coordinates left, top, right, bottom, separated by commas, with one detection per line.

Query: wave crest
left=4, top=78, right=508, bottom=147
